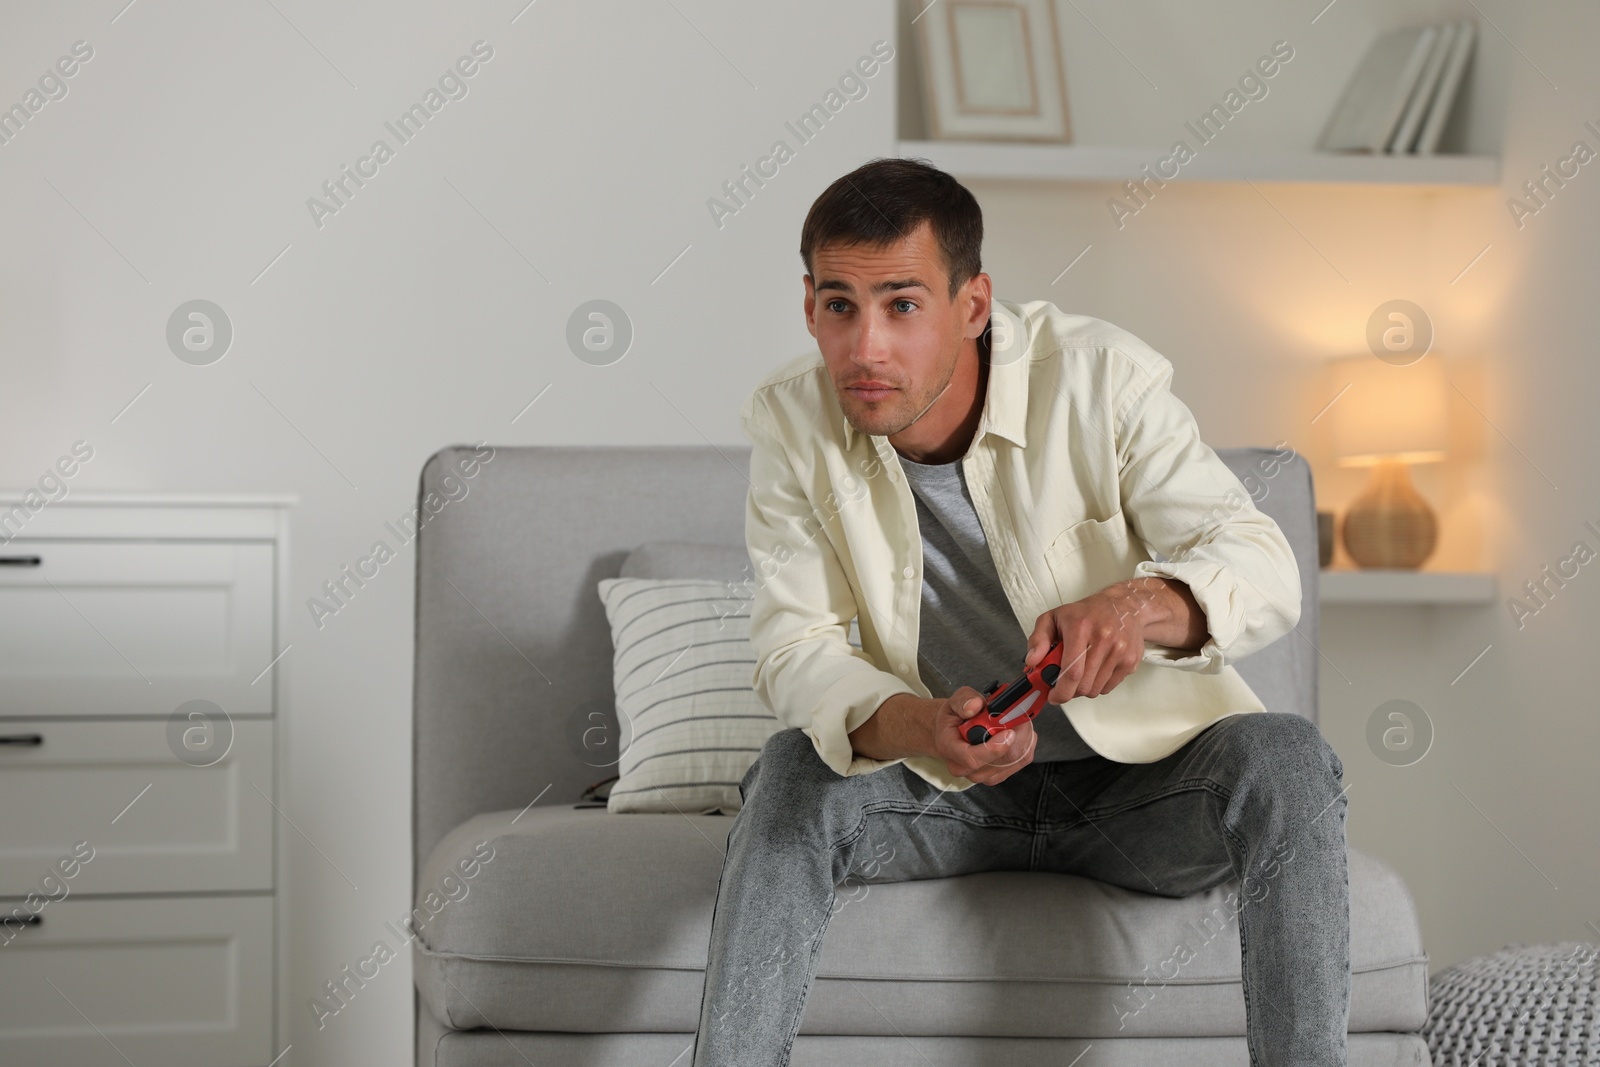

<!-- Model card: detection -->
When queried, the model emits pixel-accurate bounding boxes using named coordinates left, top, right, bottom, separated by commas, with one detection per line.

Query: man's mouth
left=848, top=383, right=897, bottom=401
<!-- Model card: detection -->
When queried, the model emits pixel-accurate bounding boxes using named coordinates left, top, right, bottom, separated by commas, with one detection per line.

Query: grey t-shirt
left=898, top=451, right=1098, bottom=761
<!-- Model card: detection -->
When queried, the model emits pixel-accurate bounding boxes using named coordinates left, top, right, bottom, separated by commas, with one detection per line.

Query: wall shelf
left=895, top=140, right=1500, bottom=188
left=1319, top=570, right=1497, bottom=605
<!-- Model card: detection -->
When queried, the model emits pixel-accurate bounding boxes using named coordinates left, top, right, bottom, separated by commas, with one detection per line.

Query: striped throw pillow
left=596, top=575, right=860, bottom=814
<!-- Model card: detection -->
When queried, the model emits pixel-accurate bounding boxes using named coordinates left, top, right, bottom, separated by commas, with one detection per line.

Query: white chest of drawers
left=0, top=492, right=293, bottom=1067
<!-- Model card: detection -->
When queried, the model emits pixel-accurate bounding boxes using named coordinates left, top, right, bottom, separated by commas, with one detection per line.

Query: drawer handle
left=0, top=914, right=41, bottom=928
left=0, top=734, right=43, bottom=747
left=0, top=556, right=42, bottom=567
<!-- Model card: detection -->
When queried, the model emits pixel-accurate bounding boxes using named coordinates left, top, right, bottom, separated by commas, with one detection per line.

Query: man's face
left=804, top=220, right=988, bottom=440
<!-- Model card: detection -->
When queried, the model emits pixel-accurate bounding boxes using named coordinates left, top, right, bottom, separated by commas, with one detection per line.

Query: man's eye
left=893, top=299, right=916, bottom=313
left=826, top=299, right=849, bottom=314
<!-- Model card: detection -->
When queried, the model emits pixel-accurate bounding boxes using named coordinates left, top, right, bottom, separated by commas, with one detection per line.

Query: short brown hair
left=799, top=157, right=982, bottom=301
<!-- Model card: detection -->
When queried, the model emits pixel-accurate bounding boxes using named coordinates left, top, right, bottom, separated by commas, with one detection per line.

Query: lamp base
left=1341, top=459, right=1437, bottom=569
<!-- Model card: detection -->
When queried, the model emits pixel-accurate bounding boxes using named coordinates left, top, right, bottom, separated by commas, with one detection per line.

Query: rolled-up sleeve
left=741, top=393, right=921, bottom=778
left=1110, top=349, right=1302, bottom=673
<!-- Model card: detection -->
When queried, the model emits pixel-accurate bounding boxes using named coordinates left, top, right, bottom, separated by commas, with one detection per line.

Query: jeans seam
left=1030, top=761, right=1053, bottom=871
left=688, top=857, right=730, bottom=1067
left=1044, top=775, right=1232, bottom=833
left=1218, top=812, right=1264, bottom=1067
left=775, top=896, right=832, bottom=1067
left=827, top=800, right=1035, bottom=853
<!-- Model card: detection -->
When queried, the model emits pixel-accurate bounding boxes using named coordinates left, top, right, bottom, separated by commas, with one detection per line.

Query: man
left=691, top=158, right=1350, bottom=1066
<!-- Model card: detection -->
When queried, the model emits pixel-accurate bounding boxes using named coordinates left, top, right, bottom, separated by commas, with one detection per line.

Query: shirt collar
left=841, top=299, right=1030, bottom=452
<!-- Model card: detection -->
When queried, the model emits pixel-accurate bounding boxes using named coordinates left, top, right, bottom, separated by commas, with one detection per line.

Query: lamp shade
left=1328, top=353, right=1448, bottom=467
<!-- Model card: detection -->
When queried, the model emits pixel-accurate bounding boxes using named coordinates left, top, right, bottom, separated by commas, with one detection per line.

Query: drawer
left=0, top=540, right=275, bottom=717
left=0, top=893, right=272, bottom=1066
left=0, top=719, right=274, bottom=894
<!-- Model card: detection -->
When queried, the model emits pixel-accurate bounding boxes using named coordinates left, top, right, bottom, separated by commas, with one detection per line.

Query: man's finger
left=983, top=730, right=1020, bottom=763
left=1025, top=612, right=1060, bottom=666
left=1053, top=631, right=1091, bottom=702
left=1100, top=657, right=1133, bottom=697
left=1083, top=645, right=1118, bottom=697
left=1077, top=628, right=1113, bottom=699
left=982, top=729, right=1012, bottom=756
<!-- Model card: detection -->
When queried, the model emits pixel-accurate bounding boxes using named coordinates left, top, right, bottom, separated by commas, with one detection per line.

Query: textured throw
left=1424, top=940, right=1597, bottom=1065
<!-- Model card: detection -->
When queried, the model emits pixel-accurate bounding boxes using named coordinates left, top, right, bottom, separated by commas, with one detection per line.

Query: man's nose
left=853, top=309, right=890, bottom=364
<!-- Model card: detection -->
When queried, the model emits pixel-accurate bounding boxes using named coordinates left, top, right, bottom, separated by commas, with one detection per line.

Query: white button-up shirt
left=739, top=299, right=1301, bottom=792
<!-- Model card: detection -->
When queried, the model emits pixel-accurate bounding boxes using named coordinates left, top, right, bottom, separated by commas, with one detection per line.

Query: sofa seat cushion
left=414, top=806, right=1429, bottom=1038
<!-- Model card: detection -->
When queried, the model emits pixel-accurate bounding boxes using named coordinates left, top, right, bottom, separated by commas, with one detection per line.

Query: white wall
left=1, top=0, right=1594, bottom=1062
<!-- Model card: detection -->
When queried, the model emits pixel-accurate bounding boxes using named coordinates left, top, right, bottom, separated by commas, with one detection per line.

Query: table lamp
left=1328, top=353, right=1448, bottom=569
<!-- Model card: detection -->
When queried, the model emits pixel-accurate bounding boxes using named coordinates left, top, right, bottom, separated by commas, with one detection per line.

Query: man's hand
left=1025, top=577, right=1205, bottom=703
left=849, top=691, right=1035, bottom=786
left=930, top=687, right=1036, bottom=786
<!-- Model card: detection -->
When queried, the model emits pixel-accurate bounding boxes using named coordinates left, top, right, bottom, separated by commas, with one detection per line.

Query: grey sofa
left=412, top=443, right=1432, bottom=1066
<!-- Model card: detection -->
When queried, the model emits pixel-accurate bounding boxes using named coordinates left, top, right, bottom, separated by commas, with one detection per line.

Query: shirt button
left=901, top=566, right=915, bottom=579
left=898, top=663, right=911, bottom=675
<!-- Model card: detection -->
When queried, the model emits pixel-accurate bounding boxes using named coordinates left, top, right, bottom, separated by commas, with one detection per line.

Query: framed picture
left=915, top=0, right=1072, bottom=142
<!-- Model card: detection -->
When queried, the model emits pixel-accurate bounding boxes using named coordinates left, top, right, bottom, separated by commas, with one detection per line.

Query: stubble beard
left=842, top=347, right=960, bottom=438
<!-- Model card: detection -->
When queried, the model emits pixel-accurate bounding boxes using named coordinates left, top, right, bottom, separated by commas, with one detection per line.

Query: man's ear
left=962, top=273, right=992, bottom=339
left=802, top=273, right=818, bottom=338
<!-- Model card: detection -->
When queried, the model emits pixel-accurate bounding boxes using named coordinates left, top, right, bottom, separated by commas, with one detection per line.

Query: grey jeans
left=689, top=710, right=1350, bottom=1067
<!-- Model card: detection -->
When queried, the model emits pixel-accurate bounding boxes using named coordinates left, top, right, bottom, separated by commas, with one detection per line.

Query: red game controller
left=961, top=639, right=1065, bottom=745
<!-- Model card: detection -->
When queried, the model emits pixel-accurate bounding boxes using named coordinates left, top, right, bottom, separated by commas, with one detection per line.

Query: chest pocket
left=1042, top=510, right=1131, bottom=605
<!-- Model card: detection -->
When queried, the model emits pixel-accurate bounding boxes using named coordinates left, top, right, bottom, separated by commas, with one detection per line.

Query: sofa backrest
left=412, top=444, right=1319, bottom=876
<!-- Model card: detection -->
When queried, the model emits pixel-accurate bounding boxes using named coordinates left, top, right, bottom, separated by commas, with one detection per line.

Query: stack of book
left=1316, top=21, right=1477, bottom=155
